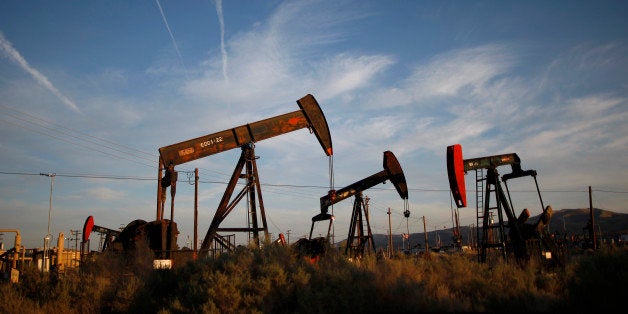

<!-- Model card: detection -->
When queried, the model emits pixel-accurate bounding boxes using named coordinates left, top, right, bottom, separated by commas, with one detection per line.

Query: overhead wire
left=392, top=216, right=406, bottom=234
left=2, top=170, right=623, bottom=243
left=2, top=103, right=625, bottom=239
left=0, top=103, right=156, bottom=159
left=0, top=116, right=157, bottom=169
left=0, top=103, right=237, bottom=182
left=2, top=104, right=607, bottom=196
left=0, top=171, right=154, bottom=181
left=0, top=170, right=621, bottom=196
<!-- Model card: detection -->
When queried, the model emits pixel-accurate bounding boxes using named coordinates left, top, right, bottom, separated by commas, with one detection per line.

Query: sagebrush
left=1, top=245, right=625, bottom=313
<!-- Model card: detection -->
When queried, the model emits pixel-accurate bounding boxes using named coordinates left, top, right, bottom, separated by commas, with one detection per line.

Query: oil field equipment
left=81, top=215, right=163, bottom=255
left=446, top=144, right=563, bottom=266
left=158, top=94, right=333, bottom=257
left=0, top=229, right=22, bottom=283
left=81, top=95, right=333, bottom=263
left=305, top=151, right=409, bottom=259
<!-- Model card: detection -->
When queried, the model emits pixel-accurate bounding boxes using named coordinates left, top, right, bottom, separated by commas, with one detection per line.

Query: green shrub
left=561, top=248, right=628, bottom=312
left=1, top=245, right=625, bottom=313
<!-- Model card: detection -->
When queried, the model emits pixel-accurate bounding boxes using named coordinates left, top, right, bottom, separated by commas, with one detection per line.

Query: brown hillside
left=373, top=208, right=628, bottom=250
left=546, top=208, right=628, bottom=236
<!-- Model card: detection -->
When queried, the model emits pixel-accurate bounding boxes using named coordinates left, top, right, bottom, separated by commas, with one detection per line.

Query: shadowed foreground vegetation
left=1, top=245, right=626, bottom=313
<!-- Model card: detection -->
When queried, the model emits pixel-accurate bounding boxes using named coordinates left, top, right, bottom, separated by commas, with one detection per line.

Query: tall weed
left=1, top=245, right=625, bottom=313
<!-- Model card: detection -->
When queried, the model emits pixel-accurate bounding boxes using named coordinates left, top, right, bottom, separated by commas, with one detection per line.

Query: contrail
left=155, top=0, right=189, bottom=79
left=215, top=0, right=228, bottom=83
left=213, top=0, right=232, bottom=126
left=0, top=31, right=80, bottom=113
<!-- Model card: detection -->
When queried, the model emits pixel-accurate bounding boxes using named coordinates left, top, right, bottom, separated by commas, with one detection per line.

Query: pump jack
left=302, top=151, right=408, bottom=259
left=155, top=94, right=333, bottom=257
left=447, top=144, right=563, bottom=266
left=81, top=95, right=332, bottom=263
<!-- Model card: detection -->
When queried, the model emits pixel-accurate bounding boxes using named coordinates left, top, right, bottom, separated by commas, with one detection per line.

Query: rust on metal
left=383, top=150, right=408, bottom=199
left=463, top=153, right=519, bottom=172
left=156, top=94, right=334, bottom=255
left=320, top=150, right=407, bottom=213
left=297, top=94, right=333, bottom=156
left=158, top=94, right=333, bottom=168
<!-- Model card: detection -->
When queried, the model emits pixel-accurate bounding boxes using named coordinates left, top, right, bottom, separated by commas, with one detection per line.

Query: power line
left=1, top=170, right=624, bottom=194
left=0, top=171, right=154, bottom=181
left=0, top=116, right=157, bottom=169
left=0, top=171, right=41, bottom=177
left=0, top=104, right=156, bottom=160
left=589, top=189, right=628, bottom=194
left=0, top=103, right=244, bottom=180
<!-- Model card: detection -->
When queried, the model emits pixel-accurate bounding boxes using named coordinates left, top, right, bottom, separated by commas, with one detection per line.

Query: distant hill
left=547, top=208, right=628, bottom=236
left=337, top=208, right=628, bottom=251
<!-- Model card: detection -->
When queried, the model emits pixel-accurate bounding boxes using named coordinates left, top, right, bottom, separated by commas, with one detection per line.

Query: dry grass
left=1, top=244, right=625, bottom=313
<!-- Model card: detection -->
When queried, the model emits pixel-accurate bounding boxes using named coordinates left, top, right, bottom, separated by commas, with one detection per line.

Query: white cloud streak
left=85, top=187, right=127, bottom=201
left=215, top=0, right=229, bottom=83
left=317, top=54, right=395, bottom=98
left=0, top=31, right=80, bottom=113
left=155, top=0, right=189, bottom=80
left=366, top=44, right=517, bottom=109
left=181, top=0, right=387, bottom=116
left=342, top=44, right=523, bottom=162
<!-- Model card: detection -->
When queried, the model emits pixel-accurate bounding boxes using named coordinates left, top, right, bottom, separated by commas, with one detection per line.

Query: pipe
left=0, top=229, right=21, bottom=269
left=57, top=232, right=64, bottom=270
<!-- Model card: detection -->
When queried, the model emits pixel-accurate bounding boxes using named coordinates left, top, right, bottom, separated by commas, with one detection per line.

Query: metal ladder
left=475, top=169, right=484, bottom=261
left=479, top=170, right=508, bottom=263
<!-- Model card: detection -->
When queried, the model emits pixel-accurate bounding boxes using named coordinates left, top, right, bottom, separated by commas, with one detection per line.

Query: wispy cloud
left=155, top=0, right=189, bottom=80
left=214, top=0, right=228, bottom=83
left=519, top=94, right=627, bottom=158
left=366, top=44, right=517, bottom=109
left=337, top=44, right=523, bottom=160
left=181, top=0, right=381, bottom=115
left=0, top=31, right=80, bottom=113
left=85, top=187, right=127, bottom=201
left=410, top=46, right=512, bottom=98
left=316, top=54, right=394, bottom=98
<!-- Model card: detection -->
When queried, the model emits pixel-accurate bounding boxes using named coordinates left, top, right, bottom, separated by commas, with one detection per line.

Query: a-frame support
left=479, top=168, right=524, bottom=263
left=345, top=193, right=375, bottom=258
left=448, top=144, right=561, bottom=266
left=480, top=168, right=507, bottom=263
left=200, top=143, right=269, bottom=254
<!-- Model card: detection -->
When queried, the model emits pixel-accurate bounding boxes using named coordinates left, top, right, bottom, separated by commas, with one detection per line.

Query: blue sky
left=0, top=0, right=626, bottom=249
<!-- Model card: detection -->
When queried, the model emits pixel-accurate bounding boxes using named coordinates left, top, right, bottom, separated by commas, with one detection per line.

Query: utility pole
left=286, top=230, right=291, bottom=245
left=387, top=208, right=392, bottom=258
left=40, top=172, right=55, bottom=272
left=422, top=216, right=428, bottom=258
left=194, top=168, right=199, bottom=258
left=589, top=186, right=597, bottom=250
left=469, top=224, right=475, bottom=249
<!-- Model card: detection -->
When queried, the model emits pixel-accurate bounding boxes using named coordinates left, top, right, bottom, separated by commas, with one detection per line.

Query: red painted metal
left=82, top=215, right=94, bottom=242
left=447, top=144, right=467, bottom=208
